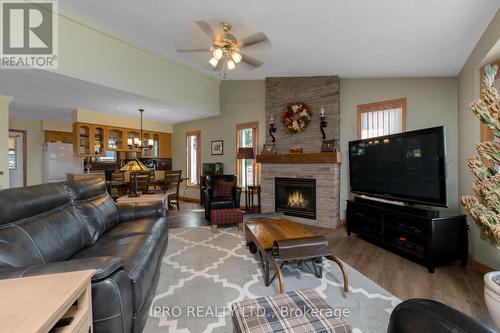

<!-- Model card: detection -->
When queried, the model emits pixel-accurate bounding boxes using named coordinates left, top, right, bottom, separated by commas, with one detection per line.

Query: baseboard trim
left=469, top=255, right=495, bottom=274
left=179, top=196, right=200, bottom=203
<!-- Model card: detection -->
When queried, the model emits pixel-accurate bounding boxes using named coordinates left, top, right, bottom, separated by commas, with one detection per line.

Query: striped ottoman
left=232, top=289, right=351, bottom=333
left=210, top=208, right=243, bottom=232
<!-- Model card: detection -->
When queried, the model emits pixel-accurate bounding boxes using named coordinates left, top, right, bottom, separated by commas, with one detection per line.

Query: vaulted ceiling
left=59, top=0, right=500, bottom=79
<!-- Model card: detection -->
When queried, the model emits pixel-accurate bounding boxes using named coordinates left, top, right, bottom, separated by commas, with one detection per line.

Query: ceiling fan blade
left=195, top=21, right=216, bottom=41
left=238, top=32, right=268, bottom=48
left=176, top=48, right=210, bottom=53
left=241, top=53, right=263, bottom=68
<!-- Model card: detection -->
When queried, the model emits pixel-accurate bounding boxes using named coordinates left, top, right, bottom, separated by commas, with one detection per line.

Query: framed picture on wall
left=321, top=139, right=336, bottom=152
left=211, top=140, right=224, bottom=155
left=262, top=143, right=276, bottom=155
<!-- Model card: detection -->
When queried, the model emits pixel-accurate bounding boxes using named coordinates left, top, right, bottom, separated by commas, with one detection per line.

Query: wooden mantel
left=256, top=152, right=341, bottom=164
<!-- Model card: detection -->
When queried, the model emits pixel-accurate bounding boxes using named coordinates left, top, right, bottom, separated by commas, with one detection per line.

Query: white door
left=8, top=131, right=24, bottom=188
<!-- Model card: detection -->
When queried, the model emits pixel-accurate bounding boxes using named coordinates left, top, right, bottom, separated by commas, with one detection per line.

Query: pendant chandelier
left=127, top=108, right=153, bottom=150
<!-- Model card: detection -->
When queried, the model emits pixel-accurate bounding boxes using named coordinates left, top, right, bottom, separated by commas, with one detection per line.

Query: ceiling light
left=213, top=47, right=223, bottom=60
left=227, top=59, right=235, bottom=70
left=231, top=51, right=242, bottom=64
left=209, top=57, right=219, bottom=68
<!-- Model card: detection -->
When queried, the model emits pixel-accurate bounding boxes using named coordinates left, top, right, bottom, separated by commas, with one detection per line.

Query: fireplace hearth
left=275, top=177, right=316, bottom=219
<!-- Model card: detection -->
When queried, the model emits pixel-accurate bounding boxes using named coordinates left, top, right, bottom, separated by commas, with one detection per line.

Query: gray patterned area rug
left=144, top=227, right=400, bottom=333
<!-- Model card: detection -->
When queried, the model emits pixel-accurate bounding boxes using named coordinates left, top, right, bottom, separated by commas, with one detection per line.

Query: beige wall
left=173, top=78, right=459, bottom=213
left=73, top=109, right=173, bottom=133
left=0, top=97, right=9, bottom=189
left=172, top=81, right=265, bottom=199
left=7, top=108, right=174, bottom=187
left=8, top=118, right=45, bottom=186
left=56, top=9, right=220, bottom=116
left=340, top=78, right=459, bottom=219
left=458, top=10, right=500, bottom=269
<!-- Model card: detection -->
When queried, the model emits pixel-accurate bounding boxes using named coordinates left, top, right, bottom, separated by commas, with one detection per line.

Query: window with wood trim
left=236, top=122, right=259, bottom=187
left=480, top=59, right=500, bottom=144
left=357, top=98, right=407, bottom=139
left=186, top=130, right=201, bottom=187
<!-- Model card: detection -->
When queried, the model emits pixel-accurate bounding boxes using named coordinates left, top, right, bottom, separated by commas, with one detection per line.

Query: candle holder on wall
left=269, top=117, right=277, bottom=143
left=319, top=107, right=328, bottom=140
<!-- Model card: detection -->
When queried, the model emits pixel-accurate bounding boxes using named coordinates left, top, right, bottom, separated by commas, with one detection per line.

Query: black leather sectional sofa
left=0, top=178, right=168, bottom=333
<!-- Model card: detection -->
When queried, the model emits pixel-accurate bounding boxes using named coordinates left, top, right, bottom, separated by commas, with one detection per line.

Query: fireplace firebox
left=275, top=177, right=316, bottom=219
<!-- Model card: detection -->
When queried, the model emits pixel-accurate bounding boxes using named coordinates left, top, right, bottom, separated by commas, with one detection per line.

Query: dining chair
left=163, top=170, right=182, bottom=210
left=129, top=171, right=151, bottom=196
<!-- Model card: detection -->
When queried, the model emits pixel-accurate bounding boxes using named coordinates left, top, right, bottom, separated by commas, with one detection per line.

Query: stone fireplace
left=275, top=177, right=316, bottom=219
left=260, top=76, right=341, bottom=228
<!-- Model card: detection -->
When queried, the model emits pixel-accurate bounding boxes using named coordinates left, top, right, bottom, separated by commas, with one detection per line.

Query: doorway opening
left=9, top=129, right=27, bottom=188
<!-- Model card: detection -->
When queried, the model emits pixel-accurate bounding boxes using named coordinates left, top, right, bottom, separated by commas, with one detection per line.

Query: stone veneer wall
left=265, top=76, right=340, bottom=152
left=262, top=76, right=341, bottom=228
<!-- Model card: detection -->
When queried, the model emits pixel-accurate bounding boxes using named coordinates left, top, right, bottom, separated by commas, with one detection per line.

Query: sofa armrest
left=116, top=200, right=166, bottom=222
left=0, top=256, right=124, bottom=282
left=388, top=299, right=494, bottom=333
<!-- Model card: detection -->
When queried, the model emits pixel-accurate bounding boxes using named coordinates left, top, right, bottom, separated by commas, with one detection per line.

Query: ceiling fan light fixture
left=213, top=47, right=223, bottom=60
left=209, top=57, right=219, bottom=68
left=227, top=59, right=236, bottom=70
left=231, top=51, right=242, bottom=64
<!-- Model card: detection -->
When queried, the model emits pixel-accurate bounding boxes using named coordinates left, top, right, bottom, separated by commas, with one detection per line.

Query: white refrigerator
left=43, top=143, right=83, bottom=183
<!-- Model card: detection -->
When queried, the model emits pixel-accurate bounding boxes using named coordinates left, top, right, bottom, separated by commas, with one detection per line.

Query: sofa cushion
left=0, top=182, right=88, bottom=268
left=66, top=178, right=119, bottom=244
left=0, top=202, right=87, bottom=268
left=101, top=217, right=167, bottom=241
left=72, top=231, right=166, bottom=312
left=0, top=182, right=70, bottom=224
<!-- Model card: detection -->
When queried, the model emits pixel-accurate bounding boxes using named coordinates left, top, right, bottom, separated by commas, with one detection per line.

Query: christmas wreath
left=281, top=102, right=312, bottom=134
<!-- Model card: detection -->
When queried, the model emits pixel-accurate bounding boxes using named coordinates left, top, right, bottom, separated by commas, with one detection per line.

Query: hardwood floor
left=169, top=201, right=492, bottom=327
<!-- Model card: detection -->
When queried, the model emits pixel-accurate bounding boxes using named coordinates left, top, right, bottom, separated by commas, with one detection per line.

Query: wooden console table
left=0, top=270, right=95, bottom=333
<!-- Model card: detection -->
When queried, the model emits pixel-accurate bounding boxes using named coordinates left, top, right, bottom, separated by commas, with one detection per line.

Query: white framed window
left=357, top=98, right=407, bottom=139
left=186, top=130, right=201, bottom=186
left=236, top=122, right=259, bottom=187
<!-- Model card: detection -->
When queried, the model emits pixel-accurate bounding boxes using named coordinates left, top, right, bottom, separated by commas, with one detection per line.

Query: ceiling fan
left=177, top=21, right=268, bottom=71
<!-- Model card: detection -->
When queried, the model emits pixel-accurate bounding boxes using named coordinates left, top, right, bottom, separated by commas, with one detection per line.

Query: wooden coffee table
left=245, top=218, right=348, bottom=293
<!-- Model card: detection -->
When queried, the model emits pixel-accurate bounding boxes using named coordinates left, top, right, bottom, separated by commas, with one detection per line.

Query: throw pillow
left=216, top=181, right=234, bottom=199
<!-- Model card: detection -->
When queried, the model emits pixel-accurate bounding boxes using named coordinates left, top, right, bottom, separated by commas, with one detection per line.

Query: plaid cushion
left=232, top=289, right=351, bottom=333
left=216, top=181, right=233, bottom=199
left=211, top=208, right=243, bottom=226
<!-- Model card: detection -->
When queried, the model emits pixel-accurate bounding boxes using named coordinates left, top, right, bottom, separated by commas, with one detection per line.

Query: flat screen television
left=349, top=126, right=447, bottom=207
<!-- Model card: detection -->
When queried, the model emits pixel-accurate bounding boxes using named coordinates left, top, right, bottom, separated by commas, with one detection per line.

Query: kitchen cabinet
left=45, top=131, right=73, bottom=144
left=74, top=123, right=91, bottom=156
left=93, top=126, right=106, bottom=156
left=106, top=127, right=125, bottom=151
left=73, top=122, right=171, bottom=158
left=160, top=133, right=172, bottom=158
left=142, top=132, right=162, bottom=158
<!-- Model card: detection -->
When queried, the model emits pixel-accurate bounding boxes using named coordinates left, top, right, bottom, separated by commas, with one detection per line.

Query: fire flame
left=288, top=191, right=307, bottom=208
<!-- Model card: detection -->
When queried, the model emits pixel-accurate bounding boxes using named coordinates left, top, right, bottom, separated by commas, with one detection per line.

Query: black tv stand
left=354, top=196, right=442, bottom=218
left=347, top=197, right=468, bottom=272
